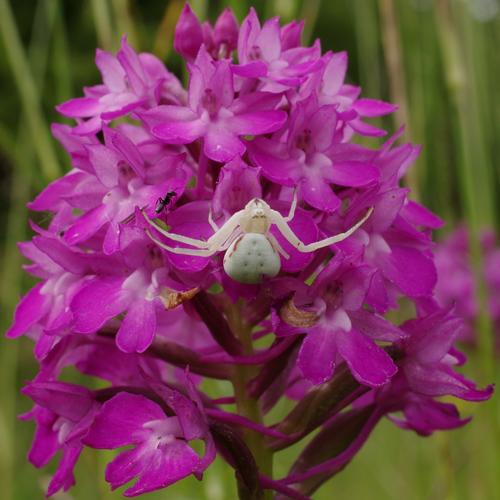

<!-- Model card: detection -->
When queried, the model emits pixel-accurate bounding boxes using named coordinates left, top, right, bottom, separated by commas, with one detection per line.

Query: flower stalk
left=228, top=301, right=274, bottom=499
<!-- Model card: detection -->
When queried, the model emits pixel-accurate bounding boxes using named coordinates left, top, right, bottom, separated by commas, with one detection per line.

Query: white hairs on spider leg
left=142, top=199, right=373, bottom=284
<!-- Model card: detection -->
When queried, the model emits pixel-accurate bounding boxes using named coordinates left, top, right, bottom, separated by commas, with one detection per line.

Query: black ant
left=120, top=191, right=177, bottom=225
left=155, top=191, right=176, bottom=214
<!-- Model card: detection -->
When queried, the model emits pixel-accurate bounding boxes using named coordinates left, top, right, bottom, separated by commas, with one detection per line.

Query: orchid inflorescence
left=435, top=226, right=500, bottom=347
left=7, top=5, right=492, bottom=499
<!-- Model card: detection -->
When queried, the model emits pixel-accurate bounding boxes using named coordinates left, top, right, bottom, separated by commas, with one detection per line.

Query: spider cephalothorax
left=143, top=196, right=373, bottom=284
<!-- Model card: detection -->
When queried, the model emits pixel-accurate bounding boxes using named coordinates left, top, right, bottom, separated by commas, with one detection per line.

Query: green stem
left=0, top=3, right=58, bottom=496
left=227, top=302, right=273, bottom=500
left=111, top=0, right=138, bottom=47
left=299, top=0, right=321, bottom=45
left=91, top=0, right=115, bottom=50
left=0, top=0, right=61, bottom=181
left=435, top=0, right=494, bottom=380
left=378, top=0, right=420, bottom=200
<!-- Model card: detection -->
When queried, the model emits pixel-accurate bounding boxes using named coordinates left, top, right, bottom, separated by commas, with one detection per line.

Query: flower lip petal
left=116, top=299, right=157, bottom=353
left=298, top=325, right=338, bottom=385
left=84, top=392, right=165, bottom=449
left=203, top=128, right=245, bottom=162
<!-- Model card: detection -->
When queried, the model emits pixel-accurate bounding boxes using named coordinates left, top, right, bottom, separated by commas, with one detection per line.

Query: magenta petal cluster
left=8, top=6, right=491, bottom=499
left=84, top=384, right=215, bottom=496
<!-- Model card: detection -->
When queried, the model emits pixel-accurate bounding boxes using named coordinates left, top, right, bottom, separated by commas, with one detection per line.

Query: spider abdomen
left=223, top=233, right=281, bottom=284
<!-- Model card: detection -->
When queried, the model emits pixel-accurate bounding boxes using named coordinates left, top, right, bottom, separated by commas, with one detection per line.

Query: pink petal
left=106, top=127, right=145, bottom=178
left=103, top=222, right=121, bottom=255
left=256, top=17, right=281, bottom=61
left=64, top=204, right=110, bottom=246
left=86, top=144, right=120, bottom=187
left=403, top=311, right=460, bottom=364
left=152, top=117, right=206, bottom=144
left=349, top=309, right=406, bottom=342
left=323, top=52, right=347, bottom=96
left=300, top=177, right=341, bottom=213
left=238, top=8, right=261, bottom=64
left=95, top=49, right=126, bottom=93
left=353, top=99, right=397, bottom=117
left=336, top=328, right=397, bottom=387
left=117, top=37, right=146, bottom=95
left=231, top=61, right=267, bottom=78
left=123, top=442, right=201, bottom=496
left=6, top=283, right=49, bottom=338
left=403, top=200, right=444, bottom=229
left=71, top=277, right=129, bottom=333
left=381, top=246, right=437, bottom=297
left=105, top=447, right=145, bottom=491
left=85, top=393, right=165, bottom=448
left=57, top=97, right=103, bottom=118
left=370, top=188, right=407, bottom=232
left=298, top=326, right=338, bottom=384
left=174, top=4, right=204, bottom=60
left=211, top=60, right=234, bottom=108
left=214, top=8, right=239, bottom=49
left=309, top=105, right=337, bottom=151
left=248, top=139, right=299, bottom=185
left=281, top=20, right=304, bottom=50
left=116, top=299, right=157, bottom=353
left=28, top=172, right=88, bottom=211
left=100, top=95, right=146, bottom=120
left=349, top=118, right=387, bottom=137
left=366, top=269, right=390, bottom=313
left=329, top=161, right=379, bottom=187
left=341, top=266, right=373, bottom=310
left=204, top=128, right=245, bottom=162
left=72, top=116, right=103, bottom=135
left=46, top=443, right=82, bottom=497
left=405, top=362, right=494, bottom=402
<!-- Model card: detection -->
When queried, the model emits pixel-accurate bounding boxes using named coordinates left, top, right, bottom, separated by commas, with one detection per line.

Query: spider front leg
left=145, top=230, right=218, bottom=257
left=301, top=207, right=373, bottom=251
left=269, top=207, right=373, bottom=253
left=144, top=208, right=245, bottom=256
left=284, top=189, right=298, bottom=222
left=142, top=210, right=210, bottom=249
left=267, top=232, right=290, bottom=259
left=208, top=208, right=219, bottom=232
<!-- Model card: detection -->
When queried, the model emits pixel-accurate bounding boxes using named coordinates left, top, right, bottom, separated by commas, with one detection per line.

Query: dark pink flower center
left=249, top=45, right=262, bottom=60
left=201, top=88, right=218, bottom=117
left=295, top=128, right=313, bottom=155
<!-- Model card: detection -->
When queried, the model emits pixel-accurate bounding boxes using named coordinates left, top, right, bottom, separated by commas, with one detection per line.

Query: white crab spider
left=142, top=196, right=373, bottom=284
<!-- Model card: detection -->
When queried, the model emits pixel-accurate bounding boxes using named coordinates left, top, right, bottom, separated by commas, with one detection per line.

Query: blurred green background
left=0, top=0, right=499, bottom=498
